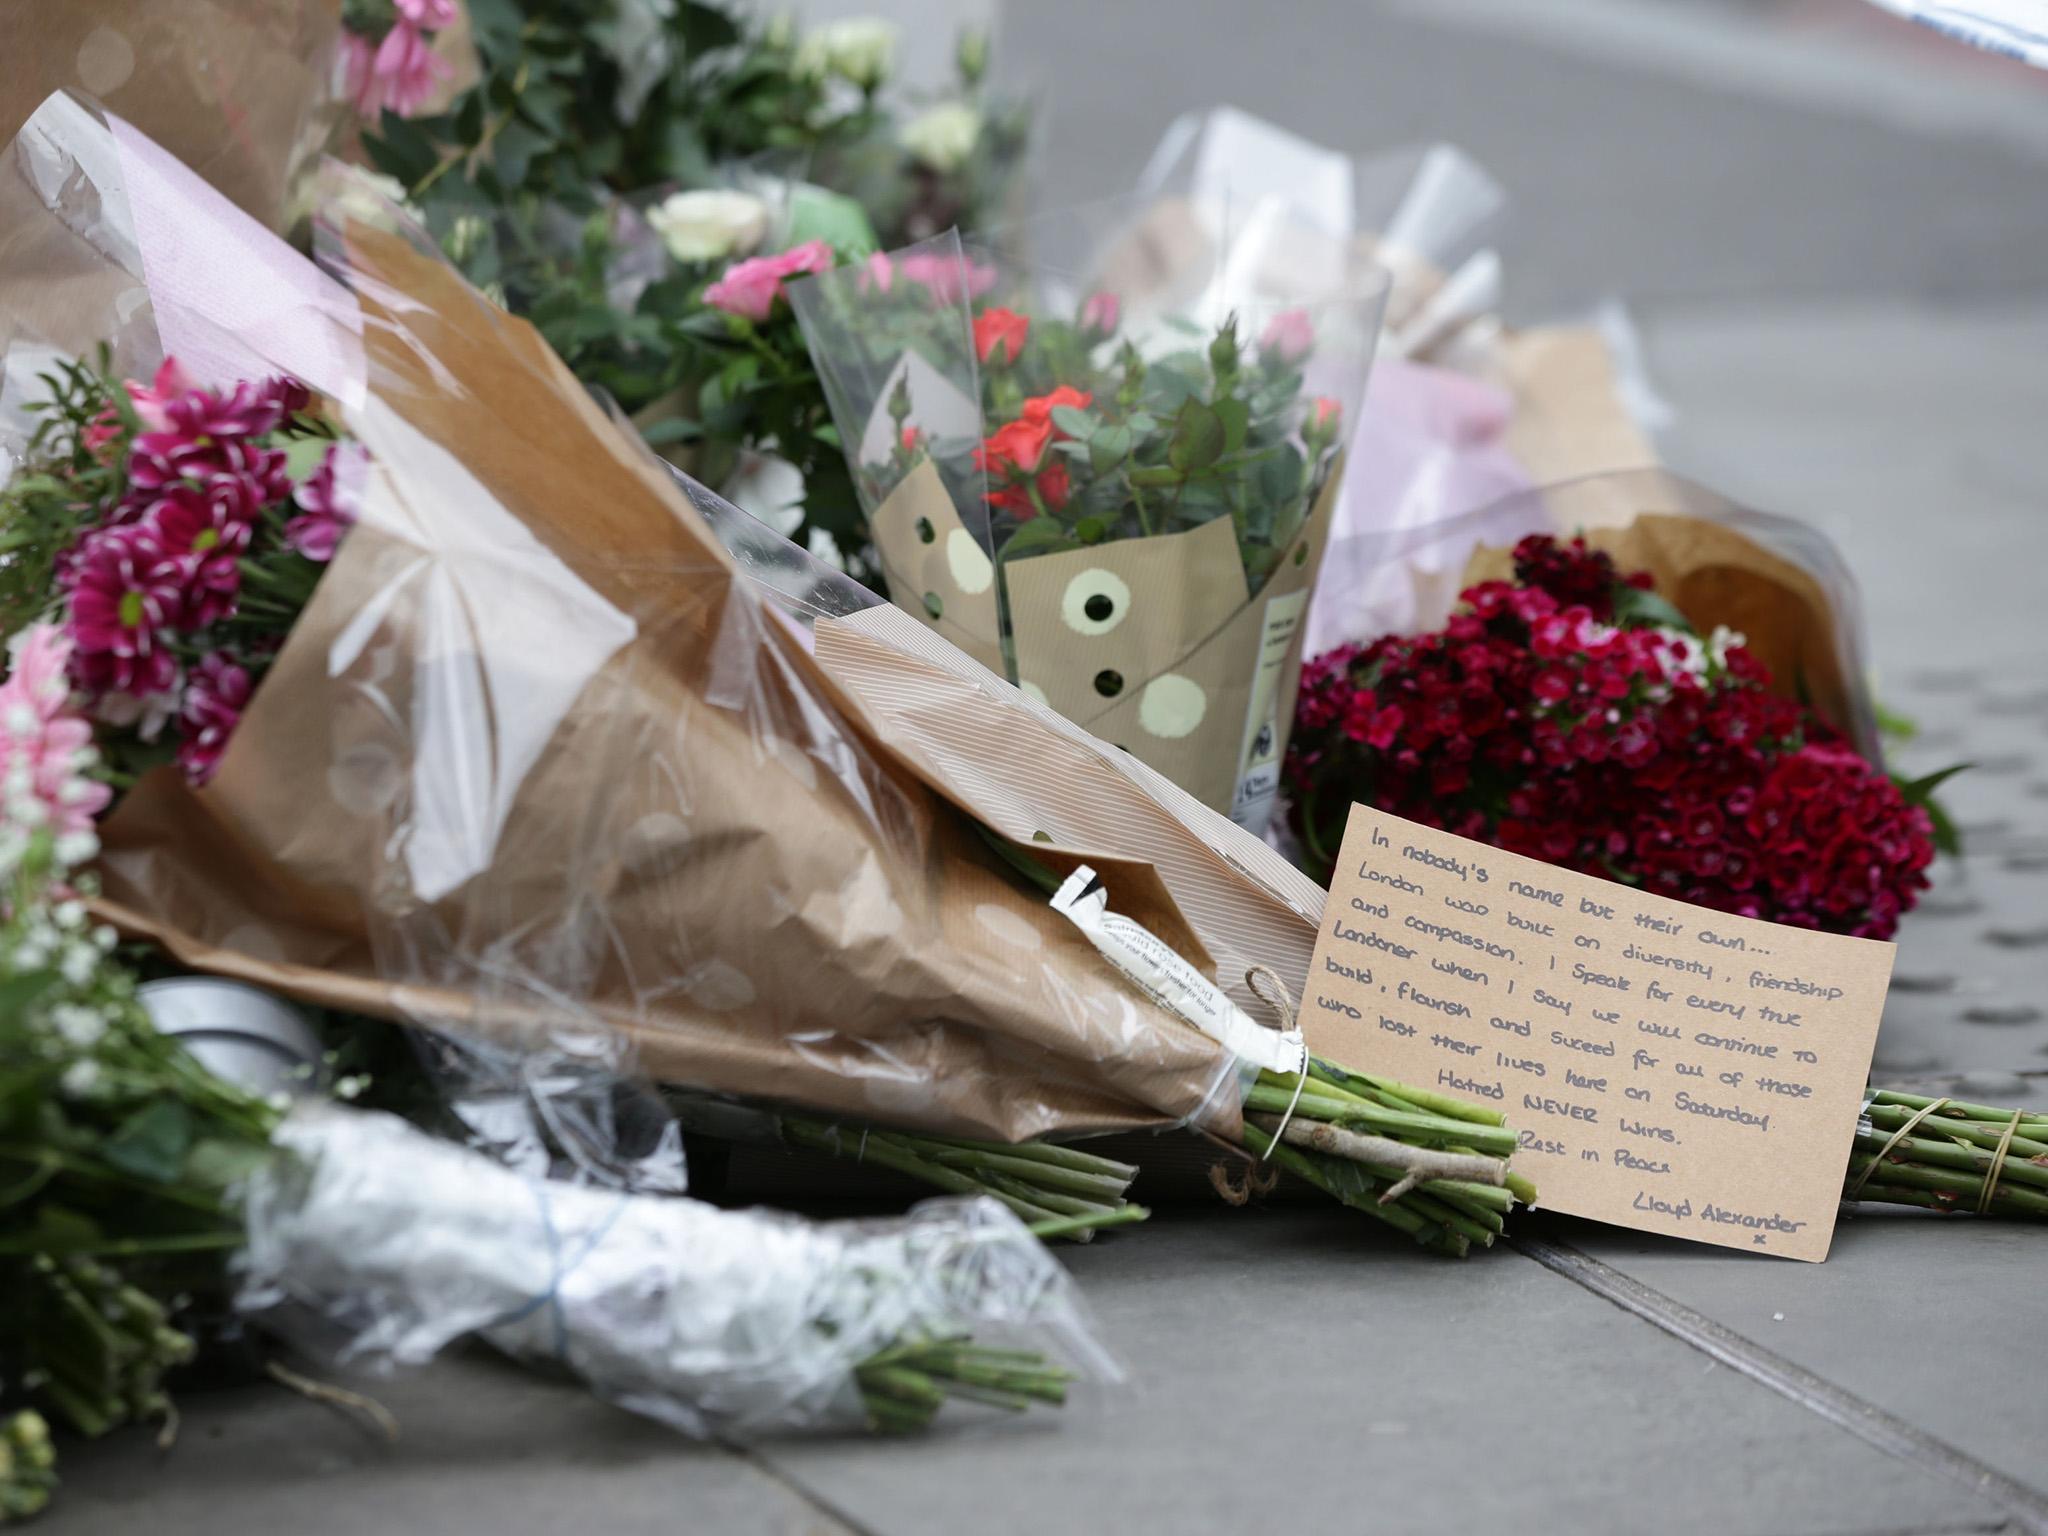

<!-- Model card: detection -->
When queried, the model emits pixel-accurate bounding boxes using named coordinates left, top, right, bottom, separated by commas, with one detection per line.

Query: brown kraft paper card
left=1304, top=805, right=1894, bottom=1260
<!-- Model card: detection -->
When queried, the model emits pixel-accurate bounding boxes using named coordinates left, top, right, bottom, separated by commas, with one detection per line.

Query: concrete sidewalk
left=38, top=1, right=2048, bottom=1531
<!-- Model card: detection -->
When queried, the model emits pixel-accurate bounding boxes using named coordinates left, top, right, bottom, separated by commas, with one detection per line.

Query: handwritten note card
left=1304, top=806, right=1895, bottom=1260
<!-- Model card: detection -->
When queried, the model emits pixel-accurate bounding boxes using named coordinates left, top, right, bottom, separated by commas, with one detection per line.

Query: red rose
left=1021, top=385, right=1092, bottom=424
left=973, top=306, right=1030, bottom=366
left=973, top=416, right=1053, bottom=478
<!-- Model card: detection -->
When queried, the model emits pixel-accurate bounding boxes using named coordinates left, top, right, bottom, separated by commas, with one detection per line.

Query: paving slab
left=37, top=1355, right=852, bottom=1536
left=754, top=1210, right=2009, bottom=1536
left=1558, top=1209, right=2048, bottom=1500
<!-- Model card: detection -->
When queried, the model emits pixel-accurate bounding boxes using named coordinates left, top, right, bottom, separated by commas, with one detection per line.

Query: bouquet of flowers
left=0, top=0, right=343, bottom=230
left=0, top=357, right=360, bottom=790
left=1287, top=534, right=1941, bottom=939
left=1121, top=109, right=1670, bottom=657
left=793, top=228, right=1386, bottom=827
left=357, top=1, right=1031, bottom=577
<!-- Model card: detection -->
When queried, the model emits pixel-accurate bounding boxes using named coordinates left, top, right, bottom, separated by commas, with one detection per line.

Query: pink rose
left=1259, top=308, right=1316, bottom=365
left=1079, top=291, right=1120, bottom=338
left=899, top=251, right=999, bottom=305
left=703, top=240, right=836, bottom=323
left=1310, top=396, right=1342, bottom=434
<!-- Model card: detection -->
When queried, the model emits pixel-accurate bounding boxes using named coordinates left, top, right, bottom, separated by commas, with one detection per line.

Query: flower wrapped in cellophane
left=1120, top=108, right=1672, bottom=657
left=791, top=218, right=1388, bottom=829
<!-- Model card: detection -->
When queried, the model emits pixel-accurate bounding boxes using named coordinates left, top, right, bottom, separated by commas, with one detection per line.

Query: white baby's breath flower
left=900, top=102, right=981, bottom=174
left=59, top=942, right=97, bottom=987
left=59, top=1059, right=100, bottom=1098
left=646, top=189, right=769, bottom=265
left=50, top=1004, right=106, bottom=1050
left=94, top=924, right=119, bottom=952
left=53, top=830, right=99, bottom=868
left=52, top=899, right=84, bottom=930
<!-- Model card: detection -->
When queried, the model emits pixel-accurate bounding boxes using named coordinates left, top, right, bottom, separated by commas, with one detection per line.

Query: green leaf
left=1213, top=397, right=1250, bottom=455
left=1088, top=425, right=1133, bottom=475
left=1892, top=763, right=1970, bottom=857
left=0, top=969, right=60, bottom=1024
left=1895, top=761, right=1971, bottom=806
left=1000, top=519, right=1078, bottom=560
left=182, top=1136, right=275, bottom=1192
left=101, top=1101, right=197, bottom=1185
left=1167, top=399, right=1227, bottom=474
left=1049, top=406, right=1098, bottom=439
left=1610, top=584, right=1692, bottom=633
left=785, top=185, right=879, bottom=256
left=1874, top=699, right=1919, bottom=741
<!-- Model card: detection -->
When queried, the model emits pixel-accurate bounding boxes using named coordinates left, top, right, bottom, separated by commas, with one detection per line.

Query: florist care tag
left=1051, top=867, right=1306, bottom=1077
left=1305, top=806, right=1894, bottom=1261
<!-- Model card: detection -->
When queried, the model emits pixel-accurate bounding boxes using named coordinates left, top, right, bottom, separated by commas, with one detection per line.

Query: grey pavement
left=41, top=1, right=2048, bottom=1532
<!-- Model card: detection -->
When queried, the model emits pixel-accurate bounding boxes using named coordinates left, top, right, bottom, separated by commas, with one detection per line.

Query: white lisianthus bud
left=807, top=17, right=897, bottom=90
left=647, top=189, right=770, bottom=264
left=901, top=102, right=982, bottom=174
left=447, top=212, right=490, bottom=266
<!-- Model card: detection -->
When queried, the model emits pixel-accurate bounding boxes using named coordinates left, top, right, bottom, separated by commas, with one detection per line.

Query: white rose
left=806, top=17, right=897, bottom=90
left=647, top=189, right=770, bottom=264
left=901, top=102, right=981, bottom=174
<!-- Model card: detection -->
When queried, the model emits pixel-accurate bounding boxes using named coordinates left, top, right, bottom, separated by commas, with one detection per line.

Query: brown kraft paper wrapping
left=865, top=459, right=1343, bottom=824
left=0, top=0, right=342, bottom=230
left=83, top=224, right=1242, bottom=1146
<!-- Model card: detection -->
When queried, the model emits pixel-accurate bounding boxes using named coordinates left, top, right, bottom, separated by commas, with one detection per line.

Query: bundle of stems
left=777, top=1115, right=1147, bottom=1242
left=669, top=1095, right=1149, bottom=1241
left=854, top=1335, right=1074, bottom=1434
left=1845, top=1089, right=2048, bottom=1218
left=0, top=1411, right=56, bottom=1526
left=1239, top=1057, right=1539, bottom=1257
left=10, top=1256, right=196, bottom=1442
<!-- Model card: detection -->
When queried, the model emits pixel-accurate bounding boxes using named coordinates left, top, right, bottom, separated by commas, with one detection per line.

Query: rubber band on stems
left=1979, top=1109, right=2027, bottom=1215
left=1846, top=1096, right=1950, bottom=1201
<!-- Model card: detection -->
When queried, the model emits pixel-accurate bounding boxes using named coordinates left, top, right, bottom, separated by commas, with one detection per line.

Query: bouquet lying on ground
left=360, top=0, right=1030, bottom=576
left=1287, top=535, right=1941, bottom=939
left=794, top=233, right=1383, bottom=824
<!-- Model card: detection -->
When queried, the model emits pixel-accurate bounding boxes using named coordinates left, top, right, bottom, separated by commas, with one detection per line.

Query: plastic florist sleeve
left=238, top=1103, right=1113, bottom=1437
left=0, top=0, right=343, bottom=230
left=1121, top=110, right=1672, bottom=661
left=0, top=93, right=1248, bottom=1153
left=790, top=219, right=1388, bottom=832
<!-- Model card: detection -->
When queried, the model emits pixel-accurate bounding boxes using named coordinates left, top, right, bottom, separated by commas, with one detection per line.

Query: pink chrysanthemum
left=176, top=652, right=254, bottom=785
left=285, top=442, right=366, bottom=563
left=62, top=526, right=185, bottom=699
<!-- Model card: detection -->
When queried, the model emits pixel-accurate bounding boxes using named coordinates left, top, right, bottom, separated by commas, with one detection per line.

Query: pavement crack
left=1509, top=1235, right=2048, bottom=1536
left=722, top=1439, right=886, bottom=1536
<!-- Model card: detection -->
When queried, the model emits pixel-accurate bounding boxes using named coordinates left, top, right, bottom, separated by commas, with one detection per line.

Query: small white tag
left=1049, top=866, right=1306, bottom=1077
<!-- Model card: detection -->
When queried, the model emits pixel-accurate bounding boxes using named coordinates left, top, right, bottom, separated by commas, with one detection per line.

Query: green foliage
left=362, top=1, right=1031, bottom=586
left=0, top=832, right=278, bottom=1448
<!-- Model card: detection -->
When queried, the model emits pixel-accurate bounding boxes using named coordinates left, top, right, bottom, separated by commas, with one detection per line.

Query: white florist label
left=1230, top=589, right=1310, bottom=832
left=1050, top=866, right=1305, bottom=1076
